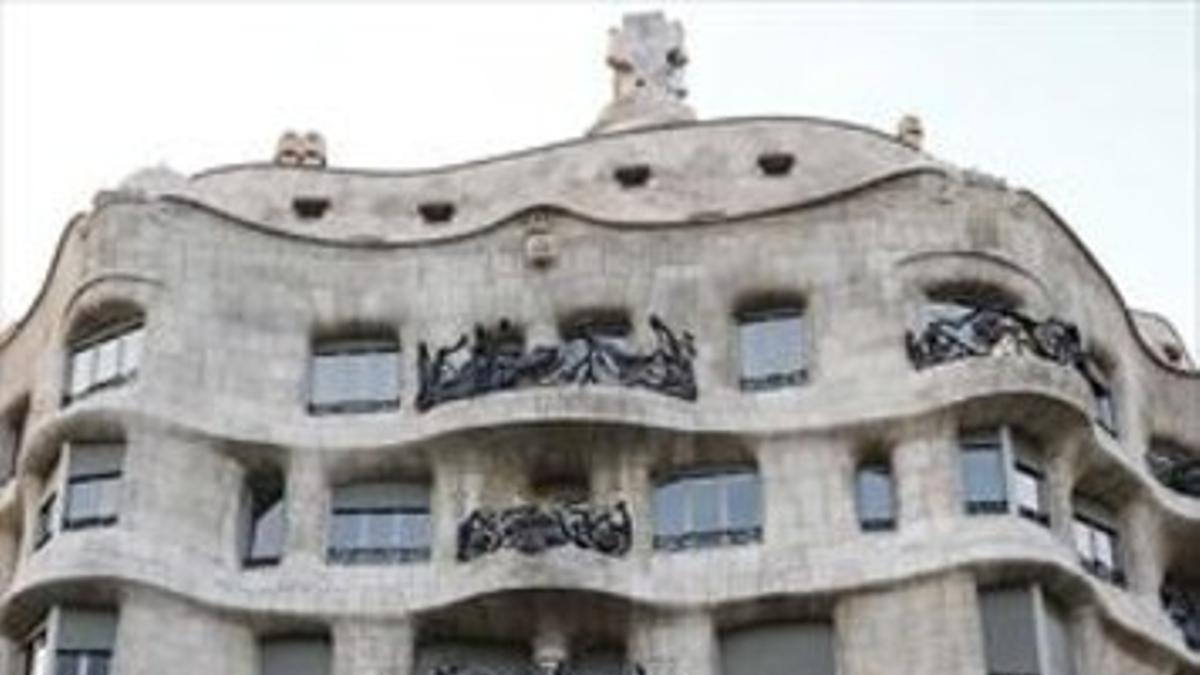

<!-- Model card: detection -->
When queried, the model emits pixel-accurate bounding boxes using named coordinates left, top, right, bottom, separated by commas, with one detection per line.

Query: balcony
left=457, top=500, right=632, bottom=562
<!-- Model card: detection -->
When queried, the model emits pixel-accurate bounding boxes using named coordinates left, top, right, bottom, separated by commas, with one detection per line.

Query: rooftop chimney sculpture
left=590, top=12, right=696, bottom=135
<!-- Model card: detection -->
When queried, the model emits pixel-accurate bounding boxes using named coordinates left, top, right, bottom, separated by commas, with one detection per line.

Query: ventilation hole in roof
left=292, top=197, right=331, bottom=220
left=418, top=201, right=456, bottom=225
left=757, top=152, right=795, bottom=177
left=614, top=164, right=652, bottom=189
left=1162, top=344, right=1182, bottom=364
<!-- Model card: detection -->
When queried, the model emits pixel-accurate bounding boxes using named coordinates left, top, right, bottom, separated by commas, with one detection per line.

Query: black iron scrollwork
left=427, top=662, right=647, bottom=675
left=1146, top=443, right=1200, bottom=498
left=905, top=304, right=1112, bottom=399
left=457, top=500, right=633, bottom=562
left=417, top=315, right=696, bottom=411
left=1161, top=578, right=1200, bottom=651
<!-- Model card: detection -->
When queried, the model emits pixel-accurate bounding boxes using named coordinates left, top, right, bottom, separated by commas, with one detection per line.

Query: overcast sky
left=1, top=2, right=1197, bottom=354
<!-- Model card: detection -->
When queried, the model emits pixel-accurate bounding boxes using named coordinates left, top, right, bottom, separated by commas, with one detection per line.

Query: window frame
left=736, top=306, right=808, bottom=392
left=307, top=336, right=402, bottom=416
left=854, top=461, right=897, bottom=532
left=326, top=482, right=432, bottom=565
left=1071, top=506, right=1125, bottom=586
left=960, top=431, right=1009, bottom=515
left=34, top=493, right=56, bottom=551
left=63, top=318, right=144, bottom=405
left=652, top=465, right=763, bottom=551
left=242, top=472, right=287, bottom=568
left=22, top=629, right=49, bottom=675
left=54, top=649, right=112, bottom=675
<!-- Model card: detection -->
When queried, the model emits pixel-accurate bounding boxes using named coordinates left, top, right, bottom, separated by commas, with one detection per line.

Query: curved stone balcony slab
left=6, top=516, right=1199, bottom=668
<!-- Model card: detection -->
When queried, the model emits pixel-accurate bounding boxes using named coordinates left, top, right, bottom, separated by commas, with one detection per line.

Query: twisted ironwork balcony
left=423, top=662, right=647, bottom=675
left=1146, top=442, right=1200, bottom=498
left=457, top=500, right=632, bottom=562
left=417, top=315, right=696, bottom=412
left=1161, top=578, right=1200, bottom=651
left=905, top=304, right=1112, bottom=405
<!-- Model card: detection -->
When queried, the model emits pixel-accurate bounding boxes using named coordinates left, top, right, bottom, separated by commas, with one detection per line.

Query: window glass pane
left=94, top=339, right=120, bottom=385
left=329, top=513, right=359, bottom=550
left=69, top=349, right=94, bottom=397
left=721, top=622, right=836, bottom=675
left=120, top=327, right=143, bottom=376
left=856, top=465, right=894, bottom=524
left=1072, top=519, right=1093, bottom=560
left=251, top=498, right=286, bottom=559
left=1015, top=467, right=1043, bottom=514
left=978, top=587, right=1041, bottom=675
left=691, top=478, right=722, bottom=532
left=400, top=512, right=432, bottom=550
left=653, top=481, right=686, bottom=537
left=67, top=481, right=101, bottom=521
left=353, top=351, right=399, bottom=402
left=25, top=634, right=49, bottom=675
left=366, top=512, right=401, bottom=548
left=962, top=446, right=1006, bottom=504
left=740, top=315, right=803, bottom=381
left=310, top=355, right=345, bottom=407
left=1094, top=528, right=1115, bottom=569
left=725, top=473, right=761, bottom=531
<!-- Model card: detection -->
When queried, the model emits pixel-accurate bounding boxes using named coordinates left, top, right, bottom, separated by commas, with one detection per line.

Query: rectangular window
left=56, top=609, right=117, bottom=675
left=720, top=622, right=836, bottom=675
left=23, top=631, right=49, bottom=675
left=63, top=444, right=123, bottom=531
left=652, top=468, right=762, bottom=550
left=978, top=585, right=1076, bottom=675
left=1015, top=463, right=1049, bottom=526
left=260, top=637, right=331, bottom=675
left=309, top=338, right=400, bottom=414
left=328, top=482, right=431, bottom=564
left=855, top=462, right=896, bottom=531
left=65, top=321, right=144, bottom=403
left=1072, top=496, right=1124, bottom=585
left=961, top=431, right=1007, bottom=514
left=1095, top=388, right=1118, bottom=436
left=738, top=309, right=806, bottom=391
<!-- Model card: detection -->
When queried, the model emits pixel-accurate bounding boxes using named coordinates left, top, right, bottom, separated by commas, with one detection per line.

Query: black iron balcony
left=1146, top=442, right=1200, bottom=499
left=417, top=315, right=696, bottom=411
left=457, top=500, right=632, bottom=562
left=1162, top=578, right=1200, bottom=651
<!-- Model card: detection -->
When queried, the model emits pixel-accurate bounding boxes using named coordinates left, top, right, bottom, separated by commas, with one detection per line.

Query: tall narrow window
left=960, top=430, right=1007, bottom=514
left=720, top=622, right=837, bottom=675
left=56, top=609, right=118, bottom=675
left=1012, top=431, right=1050, bottom=526
left=35, top=493, right=56, bottom=551
left=855, top=462, right=896, bottom=531
left=260, top=637, right=331, bottom=675
left=2, top=398, right=29, bottom=484
left=242, top=469, right=286, bottom=567
left=64, top=317, right=144, bottom=404
left=309, top=334, right=401, bottom=414
left=737, top=306, right=807, bottom=391
left=653, top=467, right=762, bottom=550
left=328, top=481, right=432, bottom=564
left=63, top=443, right=123, bottom=530
left=1072, top=495, right=1124, bottom=586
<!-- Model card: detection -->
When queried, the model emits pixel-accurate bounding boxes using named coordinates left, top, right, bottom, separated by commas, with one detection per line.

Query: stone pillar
left=893, top=418, right=959, bottom=527
left=114, top=587, right=256, bottom=675
left=629, top=607, right=717, bottom=675
left=332, top=619, right=414, bottom=675
left=284, top=449, right=327, bottom=566
left=836, top=571, right=985, bottom=675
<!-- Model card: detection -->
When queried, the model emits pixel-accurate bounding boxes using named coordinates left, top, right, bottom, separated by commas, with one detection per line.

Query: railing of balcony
left=457, top=500, right=632, bottom=562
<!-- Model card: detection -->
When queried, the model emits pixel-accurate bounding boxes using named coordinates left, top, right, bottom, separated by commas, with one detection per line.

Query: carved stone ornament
left=416, top=315, right=697, bottom=411
left=524, top=227, right=558, bottom=268
left=1146, top=442, right=1200, bottom=498
left=905, top=303, right=1112, bottom=399
left=457, top=500, right=633, bottom=562
left=590, top=12, right=696, bottom=134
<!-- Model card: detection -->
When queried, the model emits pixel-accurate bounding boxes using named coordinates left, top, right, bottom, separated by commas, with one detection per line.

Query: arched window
left=64, top=309, right=145, bottom=404
left=652, top=466, right=762, bottom=550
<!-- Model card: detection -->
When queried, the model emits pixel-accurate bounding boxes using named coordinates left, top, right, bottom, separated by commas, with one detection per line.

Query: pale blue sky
left=1, top=2, right=1196, bottom=354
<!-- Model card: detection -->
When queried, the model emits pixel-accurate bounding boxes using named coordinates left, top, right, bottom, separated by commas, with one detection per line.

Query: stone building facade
left=0, top=11, right=1198, bottom=675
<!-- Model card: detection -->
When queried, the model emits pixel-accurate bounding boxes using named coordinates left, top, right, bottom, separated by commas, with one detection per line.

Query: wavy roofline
left=1, top=121, right=1194, bottom=385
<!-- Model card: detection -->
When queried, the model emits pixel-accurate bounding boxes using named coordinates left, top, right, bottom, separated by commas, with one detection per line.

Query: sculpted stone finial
left=274, top=130, right=327, bottom=168
left=589, top=12, right=696, bottom=135
left=897, top=114, right=924, bottom=150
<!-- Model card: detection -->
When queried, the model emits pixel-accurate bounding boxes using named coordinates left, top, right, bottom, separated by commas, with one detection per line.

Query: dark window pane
left=962, top=445, right=1006, bottom=509
left=739, top=313, right=805, bottom=387
left=726, top=473, right=761, bottom=531
left=856, top=464, right=895, bottom=528
left=691, top=478, right=722, bottom=533
left=653, top=481, right=686, bottom=538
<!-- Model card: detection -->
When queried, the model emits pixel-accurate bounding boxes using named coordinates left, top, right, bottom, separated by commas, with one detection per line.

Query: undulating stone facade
left=0, top=11, right=1197, bottom=675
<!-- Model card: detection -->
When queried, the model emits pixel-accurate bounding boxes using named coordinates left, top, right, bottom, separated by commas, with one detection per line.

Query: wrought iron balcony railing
left=905, top=304, right=1113, bottom=413
left=1146, top=443, right=1200, bottom=499
left=417, top=315, right=696, bottom=411
left=1161, top=578, right=1200, bottom=651
left=457, top=500, right=632, bottom=562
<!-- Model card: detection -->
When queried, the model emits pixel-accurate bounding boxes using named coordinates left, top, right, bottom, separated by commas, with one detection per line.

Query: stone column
left=894, top=417, right=959, bottom=527
left=332, top=619, right=415, bottom=675
left=629, top=607, right=717, bottom=675
left=284, top=449, right=327, bottom=567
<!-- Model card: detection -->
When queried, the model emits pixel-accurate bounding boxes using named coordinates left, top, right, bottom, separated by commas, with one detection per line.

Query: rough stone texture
left=0, top=48, right=1197, bottom=675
